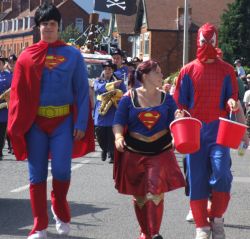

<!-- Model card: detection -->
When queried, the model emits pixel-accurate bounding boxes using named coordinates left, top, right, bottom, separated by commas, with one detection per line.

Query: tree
left=60, top=24, right=86, bottom=47
left=219, top=0, right=250, bottom=65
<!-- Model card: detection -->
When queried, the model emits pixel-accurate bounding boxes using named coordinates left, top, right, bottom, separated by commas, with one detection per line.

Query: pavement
left=0, top=142, right=250, bottom=239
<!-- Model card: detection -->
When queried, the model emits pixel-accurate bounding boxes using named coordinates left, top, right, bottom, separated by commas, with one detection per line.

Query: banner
left=94, top=0, right=137, bottom=16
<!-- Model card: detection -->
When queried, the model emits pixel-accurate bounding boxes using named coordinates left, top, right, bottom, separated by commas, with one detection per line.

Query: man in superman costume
left=7, top=3, right=94, bottom=239
left=174, top=23, right=238, bottom=239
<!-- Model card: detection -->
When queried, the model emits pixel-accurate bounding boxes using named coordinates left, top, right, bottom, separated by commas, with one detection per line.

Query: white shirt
left=243, top=90, right=250, bottom=110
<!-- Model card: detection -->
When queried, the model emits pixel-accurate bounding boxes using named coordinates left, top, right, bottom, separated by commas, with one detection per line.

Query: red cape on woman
left=7, top=40, right=95, bottom=160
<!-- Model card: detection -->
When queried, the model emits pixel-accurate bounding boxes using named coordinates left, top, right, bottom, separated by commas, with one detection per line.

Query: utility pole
left=183, top=0, right=189, bottom=66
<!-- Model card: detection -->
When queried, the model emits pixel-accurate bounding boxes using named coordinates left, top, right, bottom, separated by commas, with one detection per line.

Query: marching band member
left=0, top=57, right=12, bottom=160
left=94, top=61, right=126, bottom=163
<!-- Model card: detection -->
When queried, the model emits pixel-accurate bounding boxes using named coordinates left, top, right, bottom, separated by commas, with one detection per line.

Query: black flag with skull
left=94, top=0, right=137, bottom=16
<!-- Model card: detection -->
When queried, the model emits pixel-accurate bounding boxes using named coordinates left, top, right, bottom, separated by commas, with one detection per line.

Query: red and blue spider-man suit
left=174, top=23, right=238, bottom=230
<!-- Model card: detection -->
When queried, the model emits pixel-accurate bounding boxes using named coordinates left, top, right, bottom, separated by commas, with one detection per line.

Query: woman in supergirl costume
left=113, top=60, right=185, bottom=239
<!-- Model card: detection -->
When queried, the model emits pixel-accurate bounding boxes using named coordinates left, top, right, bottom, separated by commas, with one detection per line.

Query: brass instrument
left=97, top=88, right=123, bottom=116
left=0, top=88, right=11, bottom=109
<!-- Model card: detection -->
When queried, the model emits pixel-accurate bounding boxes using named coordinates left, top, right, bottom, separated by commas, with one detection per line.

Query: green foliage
left=244, top=66, right=250, bottom=75
left=219, top=0, right=250, bottom=65
left=164, top=70, right=180, bottom=84
left=59, top=24, right=85, bottom=46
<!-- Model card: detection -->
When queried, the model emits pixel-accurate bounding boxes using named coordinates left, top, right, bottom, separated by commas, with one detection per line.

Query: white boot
left=211, top=217, right=225, bottom=239
left=186, top=209, right=194, bottom=222
left=195, top=227, right=211, bottom=239
left=27, top=230, right=47, bottom=239
left=51, top=206, right=70, bottom=235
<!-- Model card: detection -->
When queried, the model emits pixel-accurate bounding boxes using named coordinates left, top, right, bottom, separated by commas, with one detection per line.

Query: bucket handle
left=183, top=109, right=192, bottom=118
left=229, top=110, right=237, bottom=121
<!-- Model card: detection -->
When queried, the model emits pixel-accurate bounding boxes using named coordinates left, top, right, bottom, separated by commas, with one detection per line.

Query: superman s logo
left=138, top=111, right=161, bottom=130
left=45, top=55, right=66, bottom=70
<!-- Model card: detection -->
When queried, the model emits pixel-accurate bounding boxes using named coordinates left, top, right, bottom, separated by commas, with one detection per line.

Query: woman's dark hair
left=34, top=2, right=61, bottom=27
left=128, top=60, right=158, bottom=87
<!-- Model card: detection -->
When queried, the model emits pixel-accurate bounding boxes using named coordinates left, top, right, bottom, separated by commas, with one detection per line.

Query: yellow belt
left=37, top=104, right=70, bottom=118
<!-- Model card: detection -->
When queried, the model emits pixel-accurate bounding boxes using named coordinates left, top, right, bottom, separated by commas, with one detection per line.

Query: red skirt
left=114, top=148, right=185, bottom=196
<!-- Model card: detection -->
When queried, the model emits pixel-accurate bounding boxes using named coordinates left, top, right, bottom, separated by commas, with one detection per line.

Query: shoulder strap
left=132, top=88, right=141, bottom=107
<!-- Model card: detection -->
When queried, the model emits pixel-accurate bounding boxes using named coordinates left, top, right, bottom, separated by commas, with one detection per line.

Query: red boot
left=51, top=179, right=71, bottom=223
left=29, top=182, right=48, bottom=236
left=145, top=199, right=164, bottom=238
left=190, top=199, right=210, bottom=228
left=209, top=191, right=230, bottom=218
left=133, top=199, right=150, bottom=239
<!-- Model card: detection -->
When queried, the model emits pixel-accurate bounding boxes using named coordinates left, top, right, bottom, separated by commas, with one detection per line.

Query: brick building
left=0, top=0, right=89, bottom=57
left=114, top=0, right=234, bottom=77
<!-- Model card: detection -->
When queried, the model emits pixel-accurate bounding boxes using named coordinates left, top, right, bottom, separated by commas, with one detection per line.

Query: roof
left=144, top=0, right=235, bottom=31
left=1, top=0, right=88, bottom=20
left=115, top=0, right=234, bottom=34
left=0, top=9, right=11, bottom=21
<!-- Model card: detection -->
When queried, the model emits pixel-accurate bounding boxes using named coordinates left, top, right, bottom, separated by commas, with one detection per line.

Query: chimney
left=21, top=0, right=29, bottom=12
left=29, top=0, right=41, bottom=11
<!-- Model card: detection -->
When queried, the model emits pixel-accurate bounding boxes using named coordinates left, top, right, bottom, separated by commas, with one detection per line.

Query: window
left=132, top=35, right=140, bottom=58
left=23, top=18, right=25, bottom=30
left=143, top=32, right=150, bottom=55
left=12, top=19, right=15, bottom=31
left=142, top=11, right=147, bottom=25
left=75, top=18, right=83, bottom=33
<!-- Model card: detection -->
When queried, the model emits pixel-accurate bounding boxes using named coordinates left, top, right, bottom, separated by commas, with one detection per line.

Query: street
left=1, top=142, right=250, bottom=239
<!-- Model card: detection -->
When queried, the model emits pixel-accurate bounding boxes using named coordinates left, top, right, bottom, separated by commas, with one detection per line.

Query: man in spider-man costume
left=174, top=23, right=238, bottom=239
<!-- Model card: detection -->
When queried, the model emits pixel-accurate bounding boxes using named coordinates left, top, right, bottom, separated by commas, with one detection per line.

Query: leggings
left=26, top=116, right=74, bottom=184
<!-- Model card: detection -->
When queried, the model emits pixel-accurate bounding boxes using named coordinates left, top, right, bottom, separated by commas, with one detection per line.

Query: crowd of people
left=0, top=2, right=250, bottom=239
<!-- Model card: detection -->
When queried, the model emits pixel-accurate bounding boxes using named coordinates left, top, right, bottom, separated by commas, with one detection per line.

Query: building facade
left=114, top=0, right=234, bottom=77
left=0, top=0, right=89, bottom=57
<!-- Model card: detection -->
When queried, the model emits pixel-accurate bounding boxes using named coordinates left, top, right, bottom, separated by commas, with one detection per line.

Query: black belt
left=125, top=132, right=173, bottom=155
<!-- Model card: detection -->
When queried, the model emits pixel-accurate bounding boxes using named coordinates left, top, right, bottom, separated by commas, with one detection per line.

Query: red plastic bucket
left=216, top=117, right=248, bottom=149
left=170, top=117, right=202, bottom=154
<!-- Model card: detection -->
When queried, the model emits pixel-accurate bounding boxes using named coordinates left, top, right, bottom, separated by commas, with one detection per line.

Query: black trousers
left=0, top=122, right=7, bottom=156
left=95, top=126, right=114, bottom=155
left=246, top=110, right=250, bottom=135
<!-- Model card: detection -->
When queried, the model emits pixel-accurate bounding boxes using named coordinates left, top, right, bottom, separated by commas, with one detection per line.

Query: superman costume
left=7, top=40, right=94, bottom=236
left=113, top=89, right=185, bottom=238
left=173, top=23, right=238, bottom=233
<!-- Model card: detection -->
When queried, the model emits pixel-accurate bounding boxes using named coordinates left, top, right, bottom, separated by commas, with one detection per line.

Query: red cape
left=7, top=40, right=95, bottom=160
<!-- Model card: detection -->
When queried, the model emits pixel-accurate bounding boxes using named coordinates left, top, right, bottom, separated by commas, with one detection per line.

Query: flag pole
left=183, top=0, right=189, bottom=66
left=93, top=0, right=95, bottom=13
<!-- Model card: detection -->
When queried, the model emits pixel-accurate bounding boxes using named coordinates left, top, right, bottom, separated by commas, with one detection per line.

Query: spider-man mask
left=196, top=23, right=221, bottom=62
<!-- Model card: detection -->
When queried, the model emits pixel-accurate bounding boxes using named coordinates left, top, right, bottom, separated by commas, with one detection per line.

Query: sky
left=74, top=0, right=111, bottom=19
